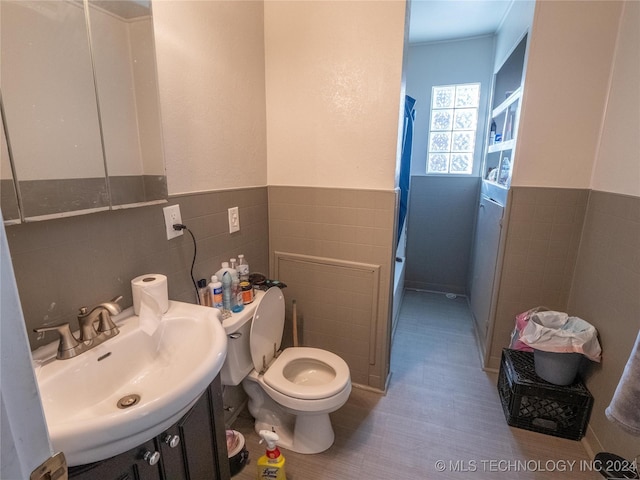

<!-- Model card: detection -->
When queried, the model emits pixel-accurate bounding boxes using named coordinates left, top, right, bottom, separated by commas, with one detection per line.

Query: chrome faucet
left=33, top=295, right=123, bottom=360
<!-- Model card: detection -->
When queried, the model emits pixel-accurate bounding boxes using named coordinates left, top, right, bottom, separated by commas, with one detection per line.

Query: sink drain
left=117, top=394, right=140, bottom=409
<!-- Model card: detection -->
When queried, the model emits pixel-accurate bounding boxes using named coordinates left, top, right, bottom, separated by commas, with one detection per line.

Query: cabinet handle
left=143, top=450, right=161, bottom=466
left=163, top=434, right=181, bottom=448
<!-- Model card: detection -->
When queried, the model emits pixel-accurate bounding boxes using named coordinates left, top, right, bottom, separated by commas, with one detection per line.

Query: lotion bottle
left=257, top=430, right=286, bottom=480
left=210, top=275, right=223, bottom=309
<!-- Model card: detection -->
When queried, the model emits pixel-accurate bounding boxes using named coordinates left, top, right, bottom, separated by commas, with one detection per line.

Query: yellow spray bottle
left=257, top=430, right=286, bottom=480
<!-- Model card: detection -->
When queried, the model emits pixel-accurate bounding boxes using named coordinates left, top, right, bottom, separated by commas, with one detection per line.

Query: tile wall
left=268, top=186, right=397, bottom=390
left=487, top=186, right=590, bottom=369
left=567, top=190, right=640, bottom=459
left=6, top=187, right=269, bottom=350
left=405, top=176, right=480, bottom=294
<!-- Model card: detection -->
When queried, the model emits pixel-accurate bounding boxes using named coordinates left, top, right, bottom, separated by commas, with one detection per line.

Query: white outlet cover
left=163, top=205, right=183, bottom=240
left=228, top=207, right=240, bottom=233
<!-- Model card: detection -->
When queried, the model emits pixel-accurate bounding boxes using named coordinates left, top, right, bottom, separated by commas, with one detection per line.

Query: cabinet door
left=68, top=439, right=162, bottom=480
left=176, top=376, right=231, bottom=480
left=469, top=196, right=504, bottom=351
left=158, top=424, right=188, bottom=480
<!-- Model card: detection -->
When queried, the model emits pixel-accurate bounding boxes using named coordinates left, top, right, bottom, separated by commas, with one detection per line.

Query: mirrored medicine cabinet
left=0, top=0, right=167, bottom=225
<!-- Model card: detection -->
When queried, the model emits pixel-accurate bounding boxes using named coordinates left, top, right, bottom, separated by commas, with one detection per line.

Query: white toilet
left=220, top=287, right=351, bottom=454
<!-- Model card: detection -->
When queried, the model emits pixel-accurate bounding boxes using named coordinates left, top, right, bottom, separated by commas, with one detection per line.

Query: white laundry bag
left=519, top=311, right=602, bottom=362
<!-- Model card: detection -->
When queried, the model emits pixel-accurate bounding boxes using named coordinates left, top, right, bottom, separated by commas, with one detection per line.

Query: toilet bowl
left=220, top=287, right=351, bottom=454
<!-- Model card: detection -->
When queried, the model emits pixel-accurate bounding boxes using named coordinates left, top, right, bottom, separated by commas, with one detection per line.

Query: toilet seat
left=263, top=347, right=350, bottom=400
left=249, top=288, right=351, bottom=401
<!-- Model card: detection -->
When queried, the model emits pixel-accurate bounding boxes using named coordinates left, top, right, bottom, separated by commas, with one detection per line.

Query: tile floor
left=231, top=290, right=601, bottom=479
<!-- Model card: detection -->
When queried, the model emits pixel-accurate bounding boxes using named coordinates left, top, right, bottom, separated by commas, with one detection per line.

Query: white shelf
left=487, top=139, right=516, bottom=153
left=492, top=86, right=522, bottom=118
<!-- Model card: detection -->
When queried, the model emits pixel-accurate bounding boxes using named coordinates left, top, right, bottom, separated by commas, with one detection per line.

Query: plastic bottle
left=210, top=275, right=223, bottom=309
left=215, top=262, right=235, bottom=282
left=198, top=279, right=210, bottom=306
left=257, top=430, right=286, bottom=480
left=490, top=120, right=497, bottom=145
left=229, top=257, right=237, bottom=271
left=222, top=272, right=233, bottom=311
left=231, top=274, right=243, bottom=313
left=237, top=254, right=249, bottom=282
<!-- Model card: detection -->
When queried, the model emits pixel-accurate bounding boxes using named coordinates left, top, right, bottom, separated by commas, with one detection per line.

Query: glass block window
left=427, top=83, right=480, bottom=175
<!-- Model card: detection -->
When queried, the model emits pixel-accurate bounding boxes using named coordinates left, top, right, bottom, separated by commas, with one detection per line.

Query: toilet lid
left=249, top=287, right=285, bottom=373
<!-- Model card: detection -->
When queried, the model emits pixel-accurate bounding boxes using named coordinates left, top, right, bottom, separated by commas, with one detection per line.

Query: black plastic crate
left=497, top=348, right=593, bottom=440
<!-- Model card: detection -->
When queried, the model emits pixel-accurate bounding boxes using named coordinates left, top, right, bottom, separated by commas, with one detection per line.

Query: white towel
left=605, top=330, right=640, bottom=436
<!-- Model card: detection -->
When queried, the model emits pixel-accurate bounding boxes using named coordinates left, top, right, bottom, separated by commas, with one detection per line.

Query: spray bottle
left=257, top=430, right=286, bottom=480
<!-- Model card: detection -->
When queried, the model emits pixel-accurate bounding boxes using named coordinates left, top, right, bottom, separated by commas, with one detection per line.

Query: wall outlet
left=228, top=206, right=240, bottom=233
left=163, top=205, right=183, bottom=240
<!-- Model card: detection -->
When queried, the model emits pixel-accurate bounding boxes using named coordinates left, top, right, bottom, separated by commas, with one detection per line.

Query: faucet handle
left=97, top=310, right=119, bottom=335
left=34, top=323, right=83, bottom=360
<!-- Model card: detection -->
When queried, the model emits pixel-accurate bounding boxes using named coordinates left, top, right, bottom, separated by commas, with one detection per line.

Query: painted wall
left=513, top=0, right=622, bottom=188
left=264, top=0, right=405, bottom=190
left=403, top=36, right=492, bottom=294
left=263, top=1, right=406, bottom=389
left=493, top=0, right=535, bottom=73
left=152, top=0, right=267, bottom=195
left=488, top=0, right=638, bottom=459
left=406, top=35, right=495, bottom=176
left=590, top=1, right=640, bottom=197
left=568, top=0, right=640, bottom=460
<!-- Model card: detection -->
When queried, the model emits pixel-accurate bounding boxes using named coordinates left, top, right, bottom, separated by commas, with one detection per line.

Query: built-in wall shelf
left=482, top=34, right=528, bottom=193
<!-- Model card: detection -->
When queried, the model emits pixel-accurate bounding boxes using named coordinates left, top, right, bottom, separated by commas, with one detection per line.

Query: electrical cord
left=173, top=223, right=200, bottom=304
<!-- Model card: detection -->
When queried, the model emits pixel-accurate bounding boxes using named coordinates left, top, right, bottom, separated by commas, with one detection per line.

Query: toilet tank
left=219, top=290, right=265, bottom=386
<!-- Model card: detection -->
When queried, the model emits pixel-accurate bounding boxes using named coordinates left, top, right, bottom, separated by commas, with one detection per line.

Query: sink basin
left=31, top=301, right=226, bottom=466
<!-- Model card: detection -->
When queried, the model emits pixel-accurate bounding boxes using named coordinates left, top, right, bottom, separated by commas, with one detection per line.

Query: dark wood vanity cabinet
left=68, top=375, right=231, bottom=480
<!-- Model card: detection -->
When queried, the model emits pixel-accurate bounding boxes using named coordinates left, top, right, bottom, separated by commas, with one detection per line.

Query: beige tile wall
left=567, top=190, right=640, bottom=459
left=275, top=253, right=380, bottom=386
left=487, top=187, right=590, bottom=369
left=268, top=186, right=397, bottom=390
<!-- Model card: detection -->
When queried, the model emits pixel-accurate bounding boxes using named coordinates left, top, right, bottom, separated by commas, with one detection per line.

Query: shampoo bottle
left=257, top=430, right=286, bottom=480
left=210, top=275, right=223, bottom=309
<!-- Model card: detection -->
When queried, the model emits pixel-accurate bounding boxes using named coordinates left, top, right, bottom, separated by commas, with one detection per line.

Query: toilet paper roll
left=131, top=274, right=169, bottom=316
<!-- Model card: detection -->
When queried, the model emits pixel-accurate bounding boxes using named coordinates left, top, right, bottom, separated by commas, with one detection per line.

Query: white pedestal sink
left=31, top=301, right=227, bottom=466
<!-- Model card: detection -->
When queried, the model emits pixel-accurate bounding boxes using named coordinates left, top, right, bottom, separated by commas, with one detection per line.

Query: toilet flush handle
left=228, top=332, right=242, bottom=339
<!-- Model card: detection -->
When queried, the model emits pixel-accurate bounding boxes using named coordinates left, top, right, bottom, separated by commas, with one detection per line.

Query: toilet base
left=254, top=412, right=335, bottom=454
left=243, top=378, right=338, bottom=454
